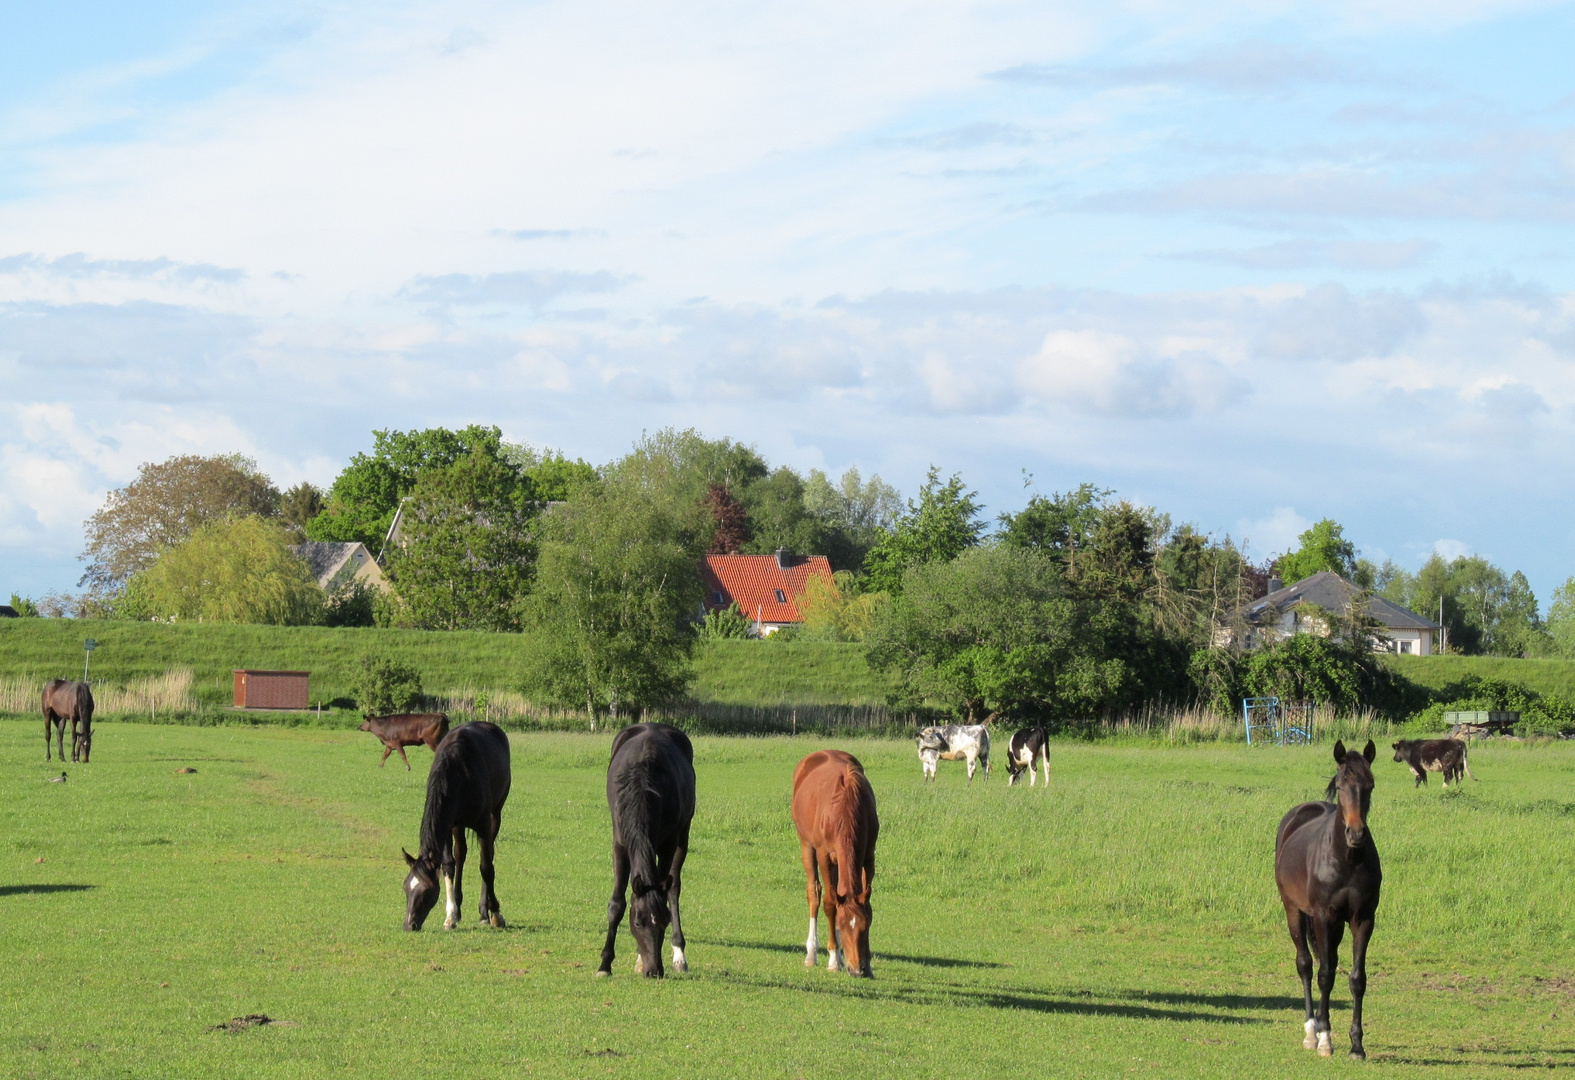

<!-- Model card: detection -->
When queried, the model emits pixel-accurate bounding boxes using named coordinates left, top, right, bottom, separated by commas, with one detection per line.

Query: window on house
left=712, top=591, right=725, bottom=605
left=774, top=589, right=787, bottom=603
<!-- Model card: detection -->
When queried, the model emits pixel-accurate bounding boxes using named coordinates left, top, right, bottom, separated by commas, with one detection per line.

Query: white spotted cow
left=915, top=724, right=991, bottom=782
left=1005, top=726, right=1050, bottom=787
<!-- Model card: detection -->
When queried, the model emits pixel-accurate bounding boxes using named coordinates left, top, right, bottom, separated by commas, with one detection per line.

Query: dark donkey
left=596, top=723, right=696, bottom=978
left=401, top=721, right=511, bottom=931
left=42, top=679, right=94, bottom=763
left=1274, top=740, right=1383, bottom=1059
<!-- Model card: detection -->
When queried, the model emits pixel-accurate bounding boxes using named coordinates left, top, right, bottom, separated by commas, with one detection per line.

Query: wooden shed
left=233, top=670, right=310, bottom=710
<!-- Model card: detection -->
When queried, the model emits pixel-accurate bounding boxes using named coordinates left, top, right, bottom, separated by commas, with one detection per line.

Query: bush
left=696, top=603, right=753, bottom=641
left=349, top=653, right=423, bottom=716
left=321, top=580, right=377, bottom=628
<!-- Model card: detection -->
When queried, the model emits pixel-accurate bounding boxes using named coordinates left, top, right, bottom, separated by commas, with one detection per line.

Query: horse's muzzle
left=1344, top=826, right=1365, bottom=848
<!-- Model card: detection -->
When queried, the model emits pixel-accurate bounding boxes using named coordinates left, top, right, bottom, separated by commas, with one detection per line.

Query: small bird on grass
left=49, top=772, right=67, bottom=783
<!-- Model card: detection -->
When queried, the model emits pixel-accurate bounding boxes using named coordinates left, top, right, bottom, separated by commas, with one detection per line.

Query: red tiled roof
left=700, top=553, right=835, bottom=624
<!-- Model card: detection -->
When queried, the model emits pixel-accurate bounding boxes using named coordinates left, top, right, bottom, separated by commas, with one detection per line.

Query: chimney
left=1267, top=576, right=1283, bottom=595
left=775, top=547, right=790, bottom=569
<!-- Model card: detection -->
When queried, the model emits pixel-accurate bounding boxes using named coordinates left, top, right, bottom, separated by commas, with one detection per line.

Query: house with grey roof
left=290, top=541, right=390, bottom=594
left=1219, top=570, right=1440, bottom=655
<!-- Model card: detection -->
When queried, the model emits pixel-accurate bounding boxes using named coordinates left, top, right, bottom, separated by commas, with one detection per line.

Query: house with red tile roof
left=700, top=548, right=835, bottom=636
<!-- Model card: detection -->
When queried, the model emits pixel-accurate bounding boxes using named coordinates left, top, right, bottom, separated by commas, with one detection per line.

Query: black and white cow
left=1005, top=726, right=1049, bottom=787
left=1392, top=738, right=1476, bottom=787
left=915, top=724, right=991, bottom=782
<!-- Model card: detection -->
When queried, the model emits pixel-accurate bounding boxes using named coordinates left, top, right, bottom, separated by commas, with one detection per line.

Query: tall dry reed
left=0, top=669, right=198, bottom=720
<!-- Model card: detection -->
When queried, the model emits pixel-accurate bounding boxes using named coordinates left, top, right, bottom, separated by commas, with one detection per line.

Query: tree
left=279, top=482, right=324, bottom=540
left=1548, top=577, right=1575, bottom=659
left=1384, top=553, right=1545, bottom=656
left=702, top=484, right=751, bottom=554
left=797, top=571, right=886, bottom=642
left=306, top=425, right=519, bottom=550
left=803, top=466, right=903, bottom=570
left=997, top=483, right=1110, bottom=563
left=739, top=467, right=833, bottom=557
left=8, top=594, right=39, bottom=617
left=862, top=468, right=984, bottom=595
left=349, top=654, right=424, bottom=715
left=386, top=453, right=538, bottom=631
left=499, top=442, right=599, bottom=501
left=125, top=515, right=322, bottom=625
left=520, top=473, right=700, bottom=716
left=1275, top=519, right=1358, bottom=584
left=80, top=453, right=280, bottom=589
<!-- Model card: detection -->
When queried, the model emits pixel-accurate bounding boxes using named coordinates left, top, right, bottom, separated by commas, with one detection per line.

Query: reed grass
left=0, top=668, right=198, bottom=721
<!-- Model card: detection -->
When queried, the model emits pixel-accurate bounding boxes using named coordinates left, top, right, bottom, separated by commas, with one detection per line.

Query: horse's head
left=402, top=849, right=440, bottom=931
left=629, top=875, right=671, bottom=978
left=834, top=874, right=873, bottom=978
left=1329, top=740, right=1377, bottom=848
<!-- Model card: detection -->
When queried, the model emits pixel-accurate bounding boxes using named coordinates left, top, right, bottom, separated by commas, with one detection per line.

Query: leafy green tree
left=349, top=654, right=424, bottom=715
left=1384, top=553, right=1544, bottom=656
left=7, top=594, right=39, bottom=617
left=740, top=466, right=833, bottom=557
left=499, top=442, right=599, bottom=501
left=520, top=472, right=700, bottom=716
left=862, top=468, right=984, bottom=595
left=80, top=453, right=280, bottom=590
left=306, top=425, right=517, bottom=550
left=279, top=482, right=324, bottom=540
left=126, top=515, right=322, bottom=625
left=803, top=466, right=903, bottom=569
left=996, top=483, right=1110, bottom=564
left=1275, top=519, right=1358, bottom=584
left=1547, top=577, right=1575, bottom=658
left=386, top=453, right=538, bottom=631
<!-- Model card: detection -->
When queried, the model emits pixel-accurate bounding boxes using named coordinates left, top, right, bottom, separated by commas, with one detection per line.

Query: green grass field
left=3, top=721, right=1572, bottom=1078
left=1384, top=654, right=1575, bottom=699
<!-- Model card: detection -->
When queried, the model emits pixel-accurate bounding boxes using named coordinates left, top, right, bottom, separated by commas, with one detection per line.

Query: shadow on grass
left=1113, top=988, right=1301, bottom=1011
left=707, top=966, right=1273, bottom=1025
left=0, top=884, right=96, bottom=897
left=703, top=937, right=1006, bottom=970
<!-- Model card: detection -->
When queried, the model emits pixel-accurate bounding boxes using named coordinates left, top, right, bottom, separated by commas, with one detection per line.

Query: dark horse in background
left=402, top=721, right=511, bottom=931
left=597, top=723, right=696, bottom=978
left=42, top=679, right=94, bottom=763
left=792, top=749, right=879, bottom=977
left=1275, top=740, right=1382, bottom=1059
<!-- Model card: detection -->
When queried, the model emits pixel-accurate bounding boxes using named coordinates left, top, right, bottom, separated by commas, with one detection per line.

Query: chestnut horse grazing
left=401, top=721, right=511, bottom=931
left=792, top=749, right=879, bottom=977
left=42, top=680, right=94, bottom=763
left=597, top=723, right=696, bottom=979
left=1274, top=740, right=1382, bottom=1059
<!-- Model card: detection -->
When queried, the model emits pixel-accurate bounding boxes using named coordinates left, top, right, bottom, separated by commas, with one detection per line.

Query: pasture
left=2, top=721, right=1573, bottom=1078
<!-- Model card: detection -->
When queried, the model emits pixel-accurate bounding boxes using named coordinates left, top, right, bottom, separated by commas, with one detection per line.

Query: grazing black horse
left=1274, top=740, right=1382, bottom=1059
left=596, top=722, right=696, bottom=979
left=42, top=679, right=94, bottom=763
left=401, top=721, right=511, bottom=932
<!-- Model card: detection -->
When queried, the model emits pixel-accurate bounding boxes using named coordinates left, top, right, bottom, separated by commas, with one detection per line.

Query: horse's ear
left=1362, top=740, right=1376, bottom=763
left=402, top=848, right=417, bottom=868
left=1332, top=740, right=1347, bottom=765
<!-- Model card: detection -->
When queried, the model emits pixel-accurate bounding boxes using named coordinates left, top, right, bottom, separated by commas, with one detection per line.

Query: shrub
left=350, top=653, right=423, bottom=716
left=321, top=580, right=377, bottom=628
left=696, top=603, right=753, bottom=641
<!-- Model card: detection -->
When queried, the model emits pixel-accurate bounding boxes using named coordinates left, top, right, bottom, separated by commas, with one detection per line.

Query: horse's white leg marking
left=634, top=951, right=645, bottom=974
left=828, top=928, right=842, bottom=971
left=443, top=872, right=458, bottom=930
left=672, top=944, right=687, bottom=972
left=1316, top=1030, right=1332, bottom=1056
left=805, top=917, right=818, bottom=967
left=1304, top=1018, right=1317, bottom=1049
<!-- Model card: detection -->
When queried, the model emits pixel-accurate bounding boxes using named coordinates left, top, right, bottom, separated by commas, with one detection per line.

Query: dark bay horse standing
left=1275, top=740, right=1382, bottom=1059
left=792, top=749, right=879, bottom=977
left=42, top=680, right=94, bottom=763
left=401, top=721, right=511, bottom=931
left=596, top=723, right=696, bottom=979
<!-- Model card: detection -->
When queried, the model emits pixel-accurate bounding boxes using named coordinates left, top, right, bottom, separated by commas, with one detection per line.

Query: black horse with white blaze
left=597, top=723, right=696, bottom=979
left=401, top=721, right=511, bottom=932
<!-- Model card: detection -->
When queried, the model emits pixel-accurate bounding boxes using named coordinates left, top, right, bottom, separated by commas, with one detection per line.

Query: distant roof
left=1242, top=570, right=1440, bottom=631
left=700, top=551, right=835, bottom=624
left=290, top=541, right=371, bottom=588
left=0, top=604, right=17, bottom=618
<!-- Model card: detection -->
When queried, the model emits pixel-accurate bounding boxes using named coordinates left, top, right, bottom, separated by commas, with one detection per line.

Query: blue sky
left=3, top=0, right=1574, bottom=603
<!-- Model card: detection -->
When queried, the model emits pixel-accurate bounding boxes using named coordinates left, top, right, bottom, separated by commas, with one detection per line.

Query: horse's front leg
left=1312, top=915, right=1344, bottom=1056
left=666, top=834, right=690, bottom=973
left=1288, top=908, right=1315, bottom=1048
left=800, top=842, right=821, bottom=967
left=1347, top=916, right=1374, bottom=1059
left=597, top=845, right=630, bottom=976
left=443, top=829, right=466, bottom=930
left=818, top=851, right=841, bottom=971
left=477, top=817, right=505, bottom=927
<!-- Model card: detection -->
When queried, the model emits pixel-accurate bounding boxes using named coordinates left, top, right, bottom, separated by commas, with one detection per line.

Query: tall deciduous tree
left=703, top=484, right=750, bottom=554
left=279, top=482, right=324, bottom=540
left=520, top=473, right=699, bottom=715
left=125, top=515, right=322, bottom=625
left=80, top=453, right=280, bottom=590
left=386, top=453, right=538, bottom=631
left=1275, top=519, right=1358, bottom=584
left=862, top=468, right=984, bottom=595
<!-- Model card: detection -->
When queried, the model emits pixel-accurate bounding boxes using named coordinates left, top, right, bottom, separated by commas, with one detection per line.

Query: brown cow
left=360, top=713, right=450, bottom=769
left=1392, top=738, right=1476, bottom=788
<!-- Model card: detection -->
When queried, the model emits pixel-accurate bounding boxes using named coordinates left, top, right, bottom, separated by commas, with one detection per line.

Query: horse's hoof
left=594, top=969, right=610, bottom=978
left=804, top=957, right=815, bottom=968
left=671, top=947, right=688, bottom=973
left=1304, top=1021, right=1317, bottom=1049
left=489, top=913, right=506, bottom=928
left=1349, top=1049, right=1366, bottom=1061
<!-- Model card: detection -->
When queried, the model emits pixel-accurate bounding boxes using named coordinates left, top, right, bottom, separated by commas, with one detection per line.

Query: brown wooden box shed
left=233, top=670, right=310, bottom=710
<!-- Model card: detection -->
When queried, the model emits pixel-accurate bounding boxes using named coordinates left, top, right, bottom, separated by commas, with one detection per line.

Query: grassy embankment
left=1, top=722, right=1571, bottom=1079
left=1382, top=654, right=1575, bottom=698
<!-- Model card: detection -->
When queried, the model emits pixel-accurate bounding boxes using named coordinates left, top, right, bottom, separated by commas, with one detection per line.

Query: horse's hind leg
left=1287, top=907, right=1316, bottom=1048
left=443, top=828, right=466, bottom=930
left=476, top=818, right=504, bottom=927
left=596, top=845, right=630, bottom=976
left=1347, top=915, right=1373, bottom=1059
left=801, top=842, right=821, bottom=967
left=44, top=715, right=53, bottom=762
left=667, top=831, right=690, bottom=973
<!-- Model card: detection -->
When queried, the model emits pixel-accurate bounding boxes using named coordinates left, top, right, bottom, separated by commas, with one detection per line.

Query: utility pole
left=1438, top=596, right=1446, bottom=655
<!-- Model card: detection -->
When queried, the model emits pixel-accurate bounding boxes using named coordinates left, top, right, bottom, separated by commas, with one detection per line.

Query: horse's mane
left=1323, top=774, right=1339, bottom=802
left=611, top=753, right=662, bottom=880
left=418, top=761, right=454, bottom=862
left=830, top=761, right=868, bottom=897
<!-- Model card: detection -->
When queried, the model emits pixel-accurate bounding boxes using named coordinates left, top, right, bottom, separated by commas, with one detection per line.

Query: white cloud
left=1432, top=538, right=1474, bottom=561
left=1237, top=507, right=1314, bottom=561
